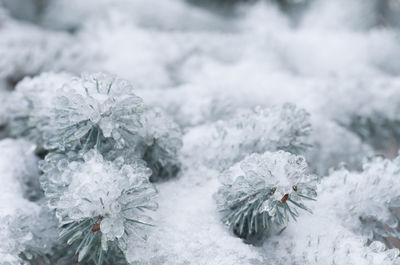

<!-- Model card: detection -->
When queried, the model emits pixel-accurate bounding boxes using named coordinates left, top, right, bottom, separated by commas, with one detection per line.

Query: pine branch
left=187, top=103, right=312, bottom=171
left=39, top=150, right=157, bottom=264
left=215, top=151, right=318, bottom=245
left=327, top=156, right=400, bottom=248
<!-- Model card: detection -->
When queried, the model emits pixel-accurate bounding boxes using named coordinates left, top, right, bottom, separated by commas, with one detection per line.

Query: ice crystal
left=7, top=72, right=72, bottom=147
left=325, top=155, right=400, bottom=248
left=16, top=206, right=60, bottom=264
left=37, top=73, right=144, bottom=151
left=215, top=151, right=317, bottom=244
left=105, top=106, right=183, bottom=182
left=39, top=150, right=157, bottom=264
left=11, top=72, right=183, bottom=181
left=0, top=139, right=60, bottom=264
left=217, top=104, right=311, bottom=156
left=185, top=103, right=311, bottom=170
left=262, top=210, right=400, bottom=265
left=0, top=206, right=67, bottom=265
left=2, top=0, right=400, bottom=264
left=0, top=214, right=32, bottom=265
left=138, top=107, right=183, bottom=182
left=260, top=154, right=400, bottom=265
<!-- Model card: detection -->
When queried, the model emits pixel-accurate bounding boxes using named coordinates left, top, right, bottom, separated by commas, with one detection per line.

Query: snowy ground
left=1, top=0, right=400, bottom=264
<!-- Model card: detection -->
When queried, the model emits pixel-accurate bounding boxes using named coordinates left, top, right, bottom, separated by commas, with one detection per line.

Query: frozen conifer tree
left=215, top=151, right=318, bottom=245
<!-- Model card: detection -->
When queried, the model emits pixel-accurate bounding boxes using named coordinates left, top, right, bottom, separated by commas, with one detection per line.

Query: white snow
left=127, top=168, right=266, bottom=265
left=0, top=139, right=39, bottom=216
left=1, top=0, right=400, bottom=264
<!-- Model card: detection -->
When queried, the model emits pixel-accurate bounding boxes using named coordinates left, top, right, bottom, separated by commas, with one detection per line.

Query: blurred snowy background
left=1, top=0, right=400, bottom=264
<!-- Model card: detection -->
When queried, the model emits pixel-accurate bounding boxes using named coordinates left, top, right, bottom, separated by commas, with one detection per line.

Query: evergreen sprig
left=139, top=107, right=183, bottom=182
left=326, top=156, right=400, bottom=248
left=8, top=72, right=183, bottom=182
left=8, top=72, right=182, bottom=263
left=7, top=72, right=73, bottom=145
left=38, top=72, right=144, bottom=151
left=215, top=151, right=317, bottom=244
left=39, top=150, right=157, bottom=264
left=195, top=103, right=312, bottom=170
